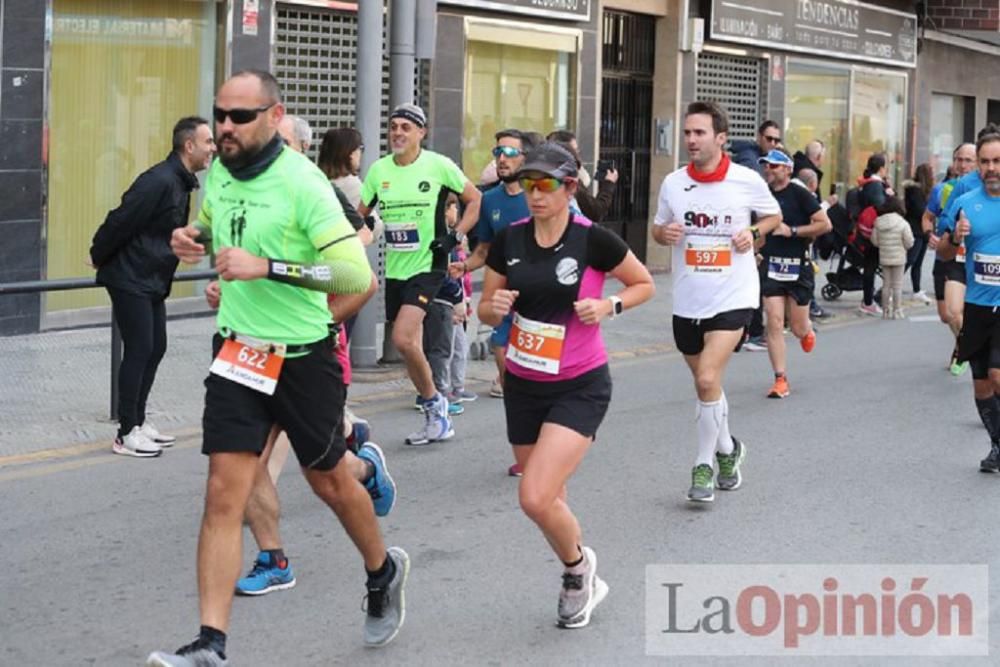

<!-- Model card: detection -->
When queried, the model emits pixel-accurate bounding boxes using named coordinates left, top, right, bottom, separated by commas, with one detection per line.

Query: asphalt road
left=2, top=313, right=998, bottom=666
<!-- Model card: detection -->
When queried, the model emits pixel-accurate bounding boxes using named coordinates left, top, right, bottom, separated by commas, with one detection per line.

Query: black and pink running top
left=485, top=213, right=629, bottom=382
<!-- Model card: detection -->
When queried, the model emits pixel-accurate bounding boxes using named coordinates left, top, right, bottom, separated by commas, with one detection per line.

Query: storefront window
left=931, top=93, right=971, bottom=179
left=48, top=0, right=218, bottom=313
left=850, top=69, right=907, bottom=190
left=463, top=21, right=578, bottom=182
left=785, top=60, right=850, bottom=198
left=786, top=61, right=908, bottom=197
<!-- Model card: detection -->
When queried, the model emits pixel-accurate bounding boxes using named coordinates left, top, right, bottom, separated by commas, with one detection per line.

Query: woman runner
left=478, top=142, right=654, bottom=628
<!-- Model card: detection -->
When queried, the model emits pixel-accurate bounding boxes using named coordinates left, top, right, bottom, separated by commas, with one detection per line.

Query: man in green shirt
left=359, top=103, right=482, bottom=445
left=147, top=71, right=408, bottom=667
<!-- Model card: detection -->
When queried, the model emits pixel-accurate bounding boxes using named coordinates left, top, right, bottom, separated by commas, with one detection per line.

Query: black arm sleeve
left=332, top=184, right=365, bottom=231
left=587, top=224, right=630, bottom=272
left=484, top=226, right=509, bottom=275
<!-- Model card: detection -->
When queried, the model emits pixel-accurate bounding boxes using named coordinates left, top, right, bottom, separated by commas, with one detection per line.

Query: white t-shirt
left=653, top=163, right=780, bottom=318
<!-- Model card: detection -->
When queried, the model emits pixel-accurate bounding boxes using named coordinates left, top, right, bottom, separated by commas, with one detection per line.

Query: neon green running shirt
left=361, top=149, right=469, bottom=280
left=197, top=147, right=366, bottom=345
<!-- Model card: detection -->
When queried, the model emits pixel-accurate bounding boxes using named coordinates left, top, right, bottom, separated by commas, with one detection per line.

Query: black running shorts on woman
left=203, top=333, right=347, bottom=470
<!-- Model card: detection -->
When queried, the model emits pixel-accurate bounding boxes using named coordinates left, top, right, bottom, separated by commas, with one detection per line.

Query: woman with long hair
left=903, top=163, right=935, bottom=303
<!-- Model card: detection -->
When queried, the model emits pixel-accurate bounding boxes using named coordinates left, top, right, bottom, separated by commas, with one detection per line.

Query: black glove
left=430, top=231, right=460, bottom=255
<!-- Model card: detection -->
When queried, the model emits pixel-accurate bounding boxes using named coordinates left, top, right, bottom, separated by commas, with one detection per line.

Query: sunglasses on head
left=764, top=135, right=782, bottom=144
left=492, top=145, right=523, bottom=159
left=212, top=103, right=275, bottom=125
left=519, top=176, right=572, bottom=193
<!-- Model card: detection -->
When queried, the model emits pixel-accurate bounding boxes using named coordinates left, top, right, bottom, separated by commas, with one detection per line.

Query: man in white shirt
left=651, top=101, right=781, bottom=503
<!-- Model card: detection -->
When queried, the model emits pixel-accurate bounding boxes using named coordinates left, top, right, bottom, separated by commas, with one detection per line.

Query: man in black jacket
left=90, top=116, right=215, bottom=457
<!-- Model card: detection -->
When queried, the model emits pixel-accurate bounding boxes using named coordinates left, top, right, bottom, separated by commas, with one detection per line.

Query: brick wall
left=926, top=0, right=1000, bottom=32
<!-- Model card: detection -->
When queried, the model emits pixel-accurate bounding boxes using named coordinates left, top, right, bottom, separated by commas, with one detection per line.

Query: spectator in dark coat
left=90, top=116, right=215, bottom=457
left=793, top=140, right=826, bottom=196
left=730, top=120, right=781, bottom=177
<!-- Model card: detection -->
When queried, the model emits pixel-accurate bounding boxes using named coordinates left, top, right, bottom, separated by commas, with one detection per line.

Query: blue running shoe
left=447, top=402, right=464, bottom=416
left=235, top=552, right=296, bottom=596
left=358, top=442, right=396, bottom=517
left=348, top=417, right=371, bottom=453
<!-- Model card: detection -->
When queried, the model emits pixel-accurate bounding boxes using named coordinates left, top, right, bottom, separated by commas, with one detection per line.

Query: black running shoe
left=980, top=444, right=1000, bottom=473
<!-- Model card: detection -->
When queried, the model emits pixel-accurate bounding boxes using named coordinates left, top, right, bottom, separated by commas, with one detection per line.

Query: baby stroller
left=816, top=203, right=882, bottom=303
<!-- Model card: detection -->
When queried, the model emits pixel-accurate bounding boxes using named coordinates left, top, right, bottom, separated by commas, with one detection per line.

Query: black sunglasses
left=764, top=135, right=782, bottom=144
left=213, top=104, right=275, bottom=125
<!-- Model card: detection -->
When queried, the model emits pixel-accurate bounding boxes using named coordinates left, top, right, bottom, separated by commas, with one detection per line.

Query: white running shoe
left=113, top=426, right=162, bottom=458
left=140, top=422, right=176, bottom=446
left=913, top=290, right=932, bottom=305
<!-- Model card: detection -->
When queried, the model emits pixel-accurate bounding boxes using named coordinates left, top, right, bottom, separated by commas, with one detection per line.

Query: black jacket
left=792, top=151, right=824, bottom=193
left=729, top=139, right=765, bottom=176
left=90, top=153, right=199, bottom=298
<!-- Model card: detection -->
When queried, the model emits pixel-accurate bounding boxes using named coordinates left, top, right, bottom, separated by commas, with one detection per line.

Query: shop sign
left=710, top=0, right=917, bottom=68
left=440, top=0, right=590, bottom=22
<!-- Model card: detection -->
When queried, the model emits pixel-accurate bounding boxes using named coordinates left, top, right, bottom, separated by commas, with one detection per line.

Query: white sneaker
left=113, top=426, right=162, bottom=458
left=489, top=378, right=504, bottom=398
left=140, top=422, right=176, bottom=446
left=913, top=290, right=932, bottom=305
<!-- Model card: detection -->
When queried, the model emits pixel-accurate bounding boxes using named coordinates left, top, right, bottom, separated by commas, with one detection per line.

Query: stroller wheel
left=469, top=341, right=482, bottom=360
left=821, top=283, right=842, bottom=301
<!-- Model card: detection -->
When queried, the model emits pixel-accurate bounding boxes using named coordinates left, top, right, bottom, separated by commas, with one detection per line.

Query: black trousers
left=108, top=287, right=167, bottom=436
left=862, top=245, right=880, bottom=306
left=906, top=235, right=928, bottom=292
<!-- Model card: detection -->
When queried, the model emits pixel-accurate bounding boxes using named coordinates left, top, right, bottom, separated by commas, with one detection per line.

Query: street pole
left=381, top=0, right=419, bottom=362
left=351, top=0, right=384, bottom=368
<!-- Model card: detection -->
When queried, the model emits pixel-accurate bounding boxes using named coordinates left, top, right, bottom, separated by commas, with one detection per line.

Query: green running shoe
left=687, top=464, right=715, bottom=503
left=716, top=438, right=746, bottom=491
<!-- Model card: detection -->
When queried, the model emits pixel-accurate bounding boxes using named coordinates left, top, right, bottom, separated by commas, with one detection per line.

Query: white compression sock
left=716, top=391, right=734, bottom=455
left=695, top=399, right=724, bottom=467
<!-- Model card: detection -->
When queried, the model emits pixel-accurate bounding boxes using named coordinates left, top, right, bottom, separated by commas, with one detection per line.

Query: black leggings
left=108, top=288, right=167, bottom=436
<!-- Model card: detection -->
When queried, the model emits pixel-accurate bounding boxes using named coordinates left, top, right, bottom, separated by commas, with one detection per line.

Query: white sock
left=695, top=399, right=723, bottom=467
left=716, top=391, right=734, bottom=455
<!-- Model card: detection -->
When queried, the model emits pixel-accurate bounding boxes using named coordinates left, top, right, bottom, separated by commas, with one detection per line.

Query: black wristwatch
left=609, top=295, right=624, bottom=319
left=749, top=225, right=761, bottom=241
left=949, top=232, right=961, bottom=247
left=790, top=226, right=798, bottom=238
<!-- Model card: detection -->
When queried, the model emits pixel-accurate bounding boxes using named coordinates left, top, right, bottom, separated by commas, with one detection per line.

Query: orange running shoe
left=767, top=375, right=790, bottom=399
left=800, top=330, right=816, bottom=353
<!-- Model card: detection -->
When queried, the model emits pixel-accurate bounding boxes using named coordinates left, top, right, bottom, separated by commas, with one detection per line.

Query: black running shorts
left=385, top=271, right=446, bottom=322
left=503, top=365, right=612, bottom=445
left=943, top=259, right=967, bottom=286
left=933, top=260, right=947, bottom=301
left=759, top=257, right=815, bottom=307
left=202, top=333, right=347, bottom=470
left=958, top=303, right=1000, bottom=380
left=672, top=308, right=754, bottom=356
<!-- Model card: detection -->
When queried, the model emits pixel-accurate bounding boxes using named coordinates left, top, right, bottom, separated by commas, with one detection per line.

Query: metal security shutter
left=274, top=3, right=431, bottom=157
left=695, top=52, right=765, bottom=141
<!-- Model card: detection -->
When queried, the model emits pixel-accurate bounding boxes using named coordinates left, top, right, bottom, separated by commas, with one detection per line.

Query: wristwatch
left=791, top=226, right=798, bottom=238
left=749, top=225, right=761, bottom=241
left=609, top=295, right=624, bottom=319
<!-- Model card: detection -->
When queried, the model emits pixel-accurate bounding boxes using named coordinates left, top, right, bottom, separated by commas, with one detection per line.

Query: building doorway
left=600, top=9, right=654, bottom=262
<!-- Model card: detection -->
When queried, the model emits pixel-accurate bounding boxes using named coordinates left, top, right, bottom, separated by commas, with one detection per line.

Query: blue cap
left=757, top=149, right=793, bottom=167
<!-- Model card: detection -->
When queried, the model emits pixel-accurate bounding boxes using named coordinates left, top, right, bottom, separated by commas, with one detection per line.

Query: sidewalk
left=0, top=261, right=934, bottom=459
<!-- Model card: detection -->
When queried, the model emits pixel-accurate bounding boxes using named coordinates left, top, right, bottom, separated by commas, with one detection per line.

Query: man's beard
left=218, top=135, right=261, bottom=171
left=499, top=171, right=519, bottom=184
